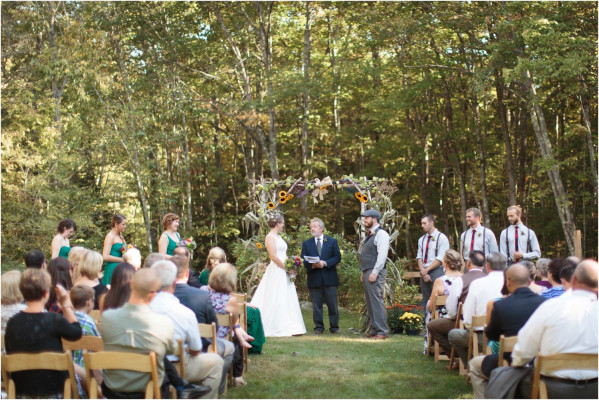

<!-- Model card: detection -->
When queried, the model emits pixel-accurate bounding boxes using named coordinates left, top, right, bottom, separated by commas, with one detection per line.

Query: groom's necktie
left=316, top=238, right=322, bottom=256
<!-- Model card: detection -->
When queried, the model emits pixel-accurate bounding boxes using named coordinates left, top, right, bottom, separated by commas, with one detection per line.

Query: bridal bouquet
left=179, top=237, right=197, bottom=251
left=285, top=256, right=302, bottom=283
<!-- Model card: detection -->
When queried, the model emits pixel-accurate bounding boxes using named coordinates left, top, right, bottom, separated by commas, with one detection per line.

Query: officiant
left=301, top=218, right=342, bottom=334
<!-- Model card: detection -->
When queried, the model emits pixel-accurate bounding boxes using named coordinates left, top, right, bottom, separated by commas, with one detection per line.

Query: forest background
left=2, top=2, right=597, bottom=279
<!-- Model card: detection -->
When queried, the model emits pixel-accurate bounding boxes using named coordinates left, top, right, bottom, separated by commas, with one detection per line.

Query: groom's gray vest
left=359, top=227, right=386, bottom=272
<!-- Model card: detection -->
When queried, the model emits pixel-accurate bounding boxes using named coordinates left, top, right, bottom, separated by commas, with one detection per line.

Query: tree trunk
left=182, top=112, right=193, bottom=228
left=300, top=1, right=312, bottom=224
left=471, top=94, right=490, bottom=226
left=579, top=75, right=598, bottom=190
left=494, top=72, right=517, bottom=205
left=522, top=70, right=576, bottom=255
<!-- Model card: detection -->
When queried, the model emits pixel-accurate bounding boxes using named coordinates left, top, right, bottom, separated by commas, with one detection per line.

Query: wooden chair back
left=172, top=338, right=185, bottom=380
left=450, top=302, right=465, bottom=375
left=198, top=322, right=218, bottom=354
left=216, top=313, right=234, bottom=342
left=1, top=351, right=79, bottom=399
left=89, top=309, right=101, bottom=322
left=83, top=350, right=160, bottom=399
left=468, top=315, right=488, bottom=360
left=531, top=353, right=598, bottom=399
left=61, top=336, right=104, bottom=352
left=497, top=335, right=518, bottom=367
left=1, top=334, right=4, bottom=354
left=425, top=295, right=448, bottom=359
left=235, top=292, right=249, bottom=372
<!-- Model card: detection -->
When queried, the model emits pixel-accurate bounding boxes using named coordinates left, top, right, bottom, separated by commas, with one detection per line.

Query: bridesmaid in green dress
left=158, top=213, right=181, bottom=259
left=199, top=247, right=227, bottom=286
left=101, top=214, right=127, bottom=286
left=51, top=218, right=77, bottom=259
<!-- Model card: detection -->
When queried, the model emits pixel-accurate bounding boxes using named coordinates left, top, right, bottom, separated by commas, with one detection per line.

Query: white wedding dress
left=250, top=233, right=306, bottom=337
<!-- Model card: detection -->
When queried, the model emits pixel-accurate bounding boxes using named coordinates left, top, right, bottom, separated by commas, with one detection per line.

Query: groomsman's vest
left=359, top=228, right=386, bottom=272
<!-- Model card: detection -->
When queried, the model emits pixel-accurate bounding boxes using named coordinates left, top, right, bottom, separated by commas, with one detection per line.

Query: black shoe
left=330, top=329, right=340, bottom=334
left=177, top=382, right=211, bottom=399
left=314, top=330, right=323, bottom=335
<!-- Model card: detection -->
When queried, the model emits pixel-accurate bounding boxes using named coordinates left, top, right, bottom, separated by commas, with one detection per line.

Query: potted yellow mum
left=399, top=312, right=423, bottom=335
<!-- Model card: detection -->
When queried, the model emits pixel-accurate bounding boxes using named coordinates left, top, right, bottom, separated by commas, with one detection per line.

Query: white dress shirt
left=499, top=223, right=541, bottom=262
left=314, top=235, right=327, bottom=266
left=150, top=291, right=203, bottom=360
left=462, top=271, right=504, bottom=329
left=512, top=289, right=598, bottom=379
left=416, top=229, right=450, bottom=267
left=370, top=223, right=390, bottom=277
left=445, top=267, right=484, bottom=319
left=460, top=226, right=499, bottom=260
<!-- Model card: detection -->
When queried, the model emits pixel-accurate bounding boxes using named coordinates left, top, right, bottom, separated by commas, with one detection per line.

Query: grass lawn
left=225, top=307, right=473, bottom=399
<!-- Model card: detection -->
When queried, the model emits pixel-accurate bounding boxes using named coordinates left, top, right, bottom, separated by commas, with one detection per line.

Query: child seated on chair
left=70, top=284, right=103, bottom=397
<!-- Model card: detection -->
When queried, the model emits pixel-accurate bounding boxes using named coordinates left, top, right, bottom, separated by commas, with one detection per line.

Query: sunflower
left=286, top=194, right=294, bottom=200
left=355, top=192, right=363, bottom=200
left=256, top=242, right=263, bottom=249
left=278, top=190, right=288, bottom=198
left=280, top=197, right=287, bottom=204
left=360, top=194, right=369, bottom=203
left=267, top=202, right=276, bottom=209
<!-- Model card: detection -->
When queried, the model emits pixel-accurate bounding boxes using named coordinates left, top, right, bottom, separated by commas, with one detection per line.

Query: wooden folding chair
left=61, top=336, right=104, bottom=353
left=497, top=334, right=518, bottom=367
left=199, top=322, right=218, bottom=354
left=89, top=309, right=101, bottom=322
left=531, top=353, right=598, bottom=399
left=172, top=338, right=185, bottom=380
left=425, top=295, right=448, bottom=360
left=465, top=315, right=488, bottom=380
left=83, top=350, right=161, bottom=399
left=448, top=302, right=464, bottom=374
left=216, top=313, right=235, bottom=385
left=235, top=292, right=249, bottom=372
left=1, top=351, right=79, bottom=399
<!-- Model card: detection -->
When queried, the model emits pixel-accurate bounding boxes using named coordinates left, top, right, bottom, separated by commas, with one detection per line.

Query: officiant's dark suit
left=301, top=219, right=342, bottom=334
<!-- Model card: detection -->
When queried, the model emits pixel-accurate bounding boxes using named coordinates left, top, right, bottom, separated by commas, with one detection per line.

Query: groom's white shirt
left=314, top=235, right=327, bottom=266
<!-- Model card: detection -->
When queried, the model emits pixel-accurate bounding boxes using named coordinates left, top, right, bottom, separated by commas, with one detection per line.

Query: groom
left=301, top=218, right=342, bottom=334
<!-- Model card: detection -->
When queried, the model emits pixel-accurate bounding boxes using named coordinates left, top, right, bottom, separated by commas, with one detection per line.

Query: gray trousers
left=448, top=328, right=483, bottom=365
left=309, top=285, right=339, bottom=332
left=215, top=338, right=234, bottom=394
left=420, top=266, right=444, bottom=307
left=362, top=268, right=389, bottom=336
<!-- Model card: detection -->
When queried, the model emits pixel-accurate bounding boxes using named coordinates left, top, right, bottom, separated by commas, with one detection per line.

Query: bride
left=250, top=213, right=306, bottom=337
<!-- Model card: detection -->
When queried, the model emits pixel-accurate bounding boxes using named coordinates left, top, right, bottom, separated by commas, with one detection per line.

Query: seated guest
left=24, top=249, right=46, bottom=269
left=101, top=262, right=135, bottom=311
left=559, top=259, right=577, bottom=293
left=468, top=264, right=546, bottom=398
left=172, top=254, right=235, bottom=395
left=519, top=260, right=545, bottom=294
left=123, top=247, right=142, bottom=270
left=70, top=284, right=102, bottom=395
left=100, top=268, right=206, bottom=399
left=150, top=260, right=221, bottom=398
left=73, top=249, right=107, bottom=310
left=68, top=246, right=87, bottom=282
left=1, top=270, right=27, bottom=334
left=174, top=245, right=201, bottom=288
left=541, top=258, right=566, bottom=298
left=199, top=247, right=226, bottom=286
left=46, top=257, right=73, bottom=313
left=449, top=252, right=506, bottom=367
left=4, top=268, right=82, bottom=398
left=201, top=263, right=254, bottom=387
left=534, top=258, right=552, bottom=289
left=511, top=260, right=598, bottom=398
left=428, top=250, right=486, bottom=370
left=144, top=252, right=166, bottom=268
left=424, top=249, right=463, bottom=354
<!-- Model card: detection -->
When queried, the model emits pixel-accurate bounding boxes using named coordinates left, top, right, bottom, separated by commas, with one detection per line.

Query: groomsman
left=460, top=208, right=498, bottom=261
left=301, top=218, right=342, bottom=334
left=499, top=205, right=541, bottom=265
left=417, top=215, right=450, bottom=306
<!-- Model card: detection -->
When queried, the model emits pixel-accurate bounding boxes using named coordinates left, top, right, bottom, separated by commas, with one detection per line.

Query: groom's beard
left=510, top=220, right=520, bottom=225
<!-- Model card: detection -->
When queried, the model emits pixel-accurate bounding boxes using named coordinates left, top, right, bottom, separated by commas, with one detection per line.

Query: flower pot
left=405, top=328, right=420, bottom=336
left=391, top=327, right=404, bottom=334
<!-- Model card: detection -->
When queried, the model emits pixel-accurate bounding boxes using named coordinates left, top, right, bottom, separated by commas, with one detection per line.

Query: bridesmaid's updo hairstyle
left=266, top=214, right=284, bottom=228
left=443, top=249, right=463, bottom=271
left=111, top=214, right=126, bottom=227
left=57, top=218, right=77, bottom=233
left=162, top=213, right=180, bottom=230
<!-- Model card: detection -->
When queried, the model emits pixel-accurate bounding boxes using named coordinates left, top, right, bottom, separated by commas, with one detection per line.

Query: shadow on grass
left=225, top=308, right=473, bottom=399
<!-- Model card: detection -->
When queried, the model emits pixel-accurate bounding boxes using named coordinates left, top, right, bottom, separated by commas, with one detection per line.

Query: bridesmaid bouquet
left=179, top=237, right=197, bottom=251
left=285, top=256, right=302, bottom=282
left=121, top=244, right=137, bottom=254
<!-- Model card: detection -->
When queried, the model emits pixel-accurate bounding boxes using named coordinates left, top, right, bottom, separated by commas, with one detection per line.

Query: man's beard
left=510, top=219, right=519, bottom=225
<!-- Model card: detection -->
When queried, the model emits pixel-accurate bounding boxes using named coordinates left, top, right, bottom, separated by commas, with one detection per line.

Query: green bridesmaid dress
left=58, top=246, right=71, bottom=258
left=102, top=243, right=124, bottom=285
left=166, top=232, right=181, bottom=256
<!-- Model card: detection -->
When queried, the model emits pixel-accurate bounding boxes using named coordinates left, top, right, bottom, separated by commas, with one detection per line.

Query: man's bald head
left=131, top=268, right=161, bottom=302
left=572, top=260, right=598, bottom=292
left=506, top=263, right=531, bottom=293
